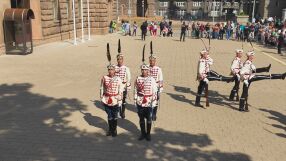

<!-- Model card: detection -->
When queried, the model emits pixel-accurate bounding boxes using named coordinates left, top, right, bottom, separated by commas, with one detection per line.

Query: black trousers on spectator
left=278, top=44, right=282, bottom=54
left=141, top=31, right=146, bottom=41
left=180, top=32, right=186, bottom=41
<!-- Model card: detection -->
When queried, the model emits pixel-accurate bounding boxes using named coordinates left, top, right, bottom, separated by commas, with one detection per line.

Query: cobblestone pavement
left=0, top=33, right=285, bottom=161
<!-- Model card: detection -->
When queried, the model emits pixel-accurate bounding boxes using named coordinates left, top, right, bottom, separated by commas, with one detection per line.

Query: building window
left=276, top=1, right=279, bottom=7
left=10, top=0, right=30, bottom=8
left=158, top=9, right=167, bottom=16
left=193, top=2, right=202, bottom=7
left=177, top=10, right=186, bottom=16
left=53, top=0, right=60, bottom=20
left=209, top=1, right=221, bottom=11
left=159, top=2, right=168, bottom=7
left=175, top=2, right=185, bottom=7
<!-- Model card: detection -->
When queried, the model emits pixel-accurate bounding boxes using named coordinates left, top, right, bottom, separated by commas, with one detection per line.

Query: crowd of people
left=109, top=17, right=286, bottom=54
left=188, top=18, right=286, bottom=54
left=109, top=20, right=174, bottom=38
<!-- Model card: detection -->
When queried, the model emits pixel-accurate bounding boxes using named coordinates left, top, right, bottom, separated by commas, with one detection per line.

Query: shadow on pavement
left=0, top=83, right=251, bottom=160
left=260, top=108, right=286, bottom=138
left=169, top=85, right=239, bottom=111
left=166, top=92, right=195, bottom=106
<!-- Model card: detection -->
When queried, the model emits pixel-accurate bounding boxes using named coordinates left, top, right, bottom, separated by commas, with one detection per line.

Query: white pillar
left=81, top=0, right=84, bottom=42
left=87, top=0, right=91, bottom=40
left=72, top=0, right=77, bottom=45
left=252, top=0, right=256, bottom=22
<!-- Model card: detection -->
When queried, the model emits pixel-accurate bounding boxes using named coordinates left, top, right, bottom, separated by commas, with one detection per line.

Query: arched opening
left=137, top=0, right=148, bottom=17
left=121, top=4, right=126, bottom=16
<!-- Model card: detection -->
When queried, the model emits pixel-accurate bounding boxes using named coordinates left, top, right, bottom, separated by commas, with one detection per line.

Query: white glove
left=243, top=80, right=249, bottom=87
left=203, top=78, right=209, bottom=84
left=236, top=74, right=241, bottom=81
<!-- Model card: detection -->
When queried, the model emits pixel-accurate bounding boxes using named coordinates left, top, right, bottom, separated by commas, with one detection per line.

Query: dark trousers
left=137, top=105, right=152, bottom=136
left=104, top=104, right=119, bottom=136
left=104, top=104, right=119, bottom=120
left=219, top=33, right=224, bottom=40
left=239, top=74, right=284, bottom=110
left=132, top=29, right=137, bottom=36
left=278, top=44, right=282, bottom=54
left=207, top=70, right=233, bottom=82
left=196, top=70, right=233, bottom=104
left=180, top=32, right=186, bottom=41
left=195, top=80, right=207, bottom=104
left=229, top=75, right=240, bottom=100
left=141, top=31, right=146, bottom=41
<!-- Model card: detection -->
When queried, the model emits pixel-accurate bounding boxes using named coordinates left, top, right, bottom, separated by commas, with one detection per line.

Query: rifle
left=205, top=84, right=209, bottom=107
left=236, top=84, right=240, bottom=101
left=245, top=97, right=249, bottom=111
left=200, top=38, right=208, bottom=51
left=157, top=87, right=161, bottom=109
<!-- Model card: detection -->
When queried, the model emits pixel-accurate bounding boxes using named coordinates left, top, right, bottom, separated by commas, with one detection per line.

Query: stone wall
left=119, top=0, right=155, bottom=17
left=40, top=0, right=116, bottom=41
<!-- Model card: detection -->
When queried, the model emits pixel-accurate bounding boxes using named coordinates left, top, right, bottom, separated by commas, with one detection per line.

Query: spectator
left=159, top=21, right=164, bottom=36
left=140, top=21, right=148, bottom=41
left=277, top=32, right=284, bottom=54
left=109, top=21, right=113, bottom=33
left=132, top=21, right=138, bottom=36
left=180, top=21, right=188, bottom=42
left=152, top=22, right=158, bottom=36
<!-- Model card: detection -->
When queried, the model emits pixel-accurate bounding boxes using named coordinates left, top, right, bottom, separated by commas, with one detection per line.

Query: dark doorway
left=10, top=0, right=30, bottom=8
left=137, top=0, right=148, bottom=17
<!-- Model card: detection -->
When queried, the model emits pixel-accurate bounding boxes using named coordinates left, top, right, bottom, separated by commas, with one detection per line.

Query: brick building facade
left=0, top=0, right=117, bottom=54
left=118, top=0, right=156, bottom=17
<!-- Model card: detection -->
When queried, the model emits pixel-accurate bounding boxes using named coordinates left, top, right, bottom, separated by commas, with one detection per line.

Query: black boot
left=106, top=120, right=112, bottom=136
left=138, top=121, right=146, bottom=141
left=195, top=96, right=204, bottom=107
left=239, top=99, right=245, bottom=111
left=152, top=106, right=158, bottom=121
left=112, top=120, right=117, bottom=137
left=229, top=90, right=236, bottom=101
left=271, top=73, right=286, bottom=80
left=256, top=64, right=271, bottom=73
left=146, top=122, right=152, bottom=141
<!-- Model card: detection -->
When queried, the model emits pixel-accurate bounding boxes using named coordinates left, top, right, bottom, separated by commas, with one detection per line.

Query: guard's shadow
left=0, top=83, right=252, bottom=161
left=170, top=85, right=239, bottom=111
left=260, top=108, right=286, bottom=138
left=166, top=92, right=195, bottom=106
left=80, top=111, right=107, bottom=131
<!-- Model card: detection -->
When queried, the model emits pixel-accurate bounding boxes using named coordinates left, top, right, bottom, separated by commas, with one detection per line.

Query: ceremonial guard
left=229, top=49, right=244, bottom=101
left=239, top=51, right=285, bottom=111
left=195, top=49, right=233, bottom=107
left=134, top=45, right=158, bottom=141
left=148, top=41, right=163, bottom=121
left=115, top=39, right=131, bottom=119
left=100, top=43, right=123, bottom=137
